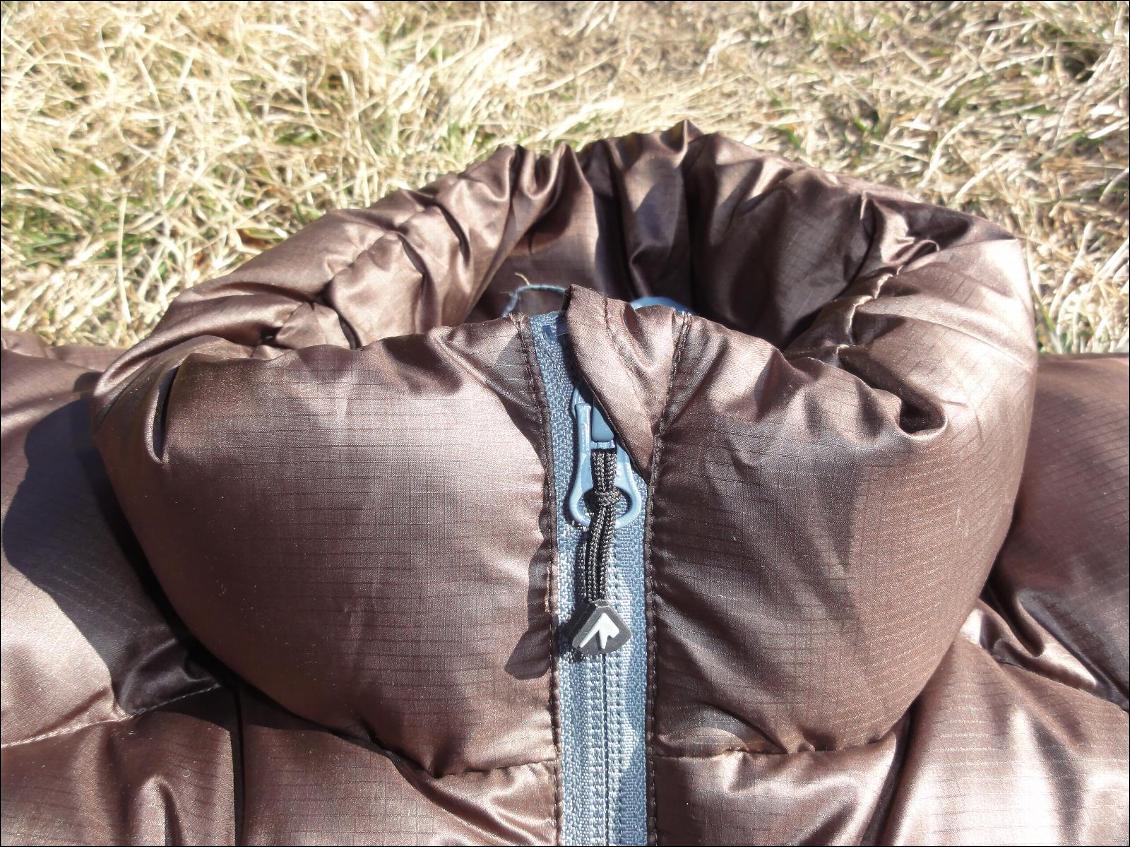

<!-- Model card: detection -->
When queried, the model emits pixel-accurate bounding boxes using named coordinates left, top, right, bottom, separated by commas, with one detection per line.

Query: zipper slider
left=567, top=388, right=641, bottom=529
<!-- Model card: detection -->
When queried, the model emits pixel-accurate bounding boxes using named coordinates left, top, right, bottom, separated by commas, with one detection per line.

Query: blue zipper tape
left=529, top=312, right=649, bottom=847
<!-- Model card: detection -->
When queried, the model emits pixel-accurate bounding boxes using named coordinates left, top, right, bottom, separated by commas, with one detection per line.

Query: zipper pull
left=569, top=447, right=631, bottom=655
left=572, top=600, right=629, bottom=655
left=568, top=436, right=634, bottom=656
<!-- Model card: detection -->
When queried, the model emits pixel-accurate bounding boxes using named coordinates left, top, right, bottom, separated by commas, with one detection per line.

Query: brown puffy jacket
left=2, top=124, right=1127, bottom=845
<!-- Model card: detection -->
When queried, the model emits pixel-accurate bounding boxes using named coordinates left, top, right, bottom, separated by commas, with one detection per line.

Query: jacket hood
left=91, top=123, right=1037, bottom=776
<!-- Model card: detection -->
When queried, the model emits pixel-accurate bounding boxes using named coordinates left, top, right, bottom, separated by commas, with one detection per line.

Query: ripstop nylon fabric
left=2, top=123, right=1126, bottom=844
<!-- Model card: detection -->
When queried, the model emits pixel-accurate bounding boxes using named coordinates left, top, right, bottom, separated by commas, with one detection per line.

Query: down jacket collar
left=91, top=122, right=1036, bottom=769
left=5, top=123, right=1125, bottom=845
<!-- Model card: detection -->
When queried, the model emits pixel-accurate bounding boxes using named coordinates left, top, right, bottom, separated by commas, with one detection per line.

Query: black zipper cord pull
left=583, top=448, right=619, bottom=603
left=571, top=448, right=631, bottom=656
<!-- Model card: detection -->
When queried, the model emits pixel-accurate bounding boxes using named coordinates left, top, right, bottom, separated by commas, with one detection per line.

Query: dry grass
left=2, top=1, right=1127, bottom=351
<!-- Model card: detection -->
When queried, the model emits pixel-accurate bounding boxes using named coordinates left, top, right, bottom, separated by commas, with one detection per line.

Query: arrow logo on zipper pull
left=571, top=603, right=630, bottom=655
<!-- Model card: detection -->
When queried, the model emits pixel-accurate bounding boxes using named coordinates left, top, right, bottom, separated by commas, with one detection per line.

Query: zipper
left=529, top=312, right=649, bottom=847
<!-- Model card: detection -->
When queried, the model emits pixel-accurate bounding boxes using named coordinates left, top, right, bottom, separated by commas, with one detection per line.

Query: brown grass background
left=2, top=1, right=1127, bottom=351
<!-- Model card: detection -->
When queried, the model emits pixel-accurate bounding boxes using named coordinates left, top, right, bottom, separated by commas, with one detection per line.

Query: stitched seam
left=603, top=296, right=652, bottom=429
left=648, top=644, right=1130, bottom=765
left=0, top=684, right=222, bottom=749
left=971, top=640, right=1130, bottom=714
left=650, top=733, right=899, bottom=761
left=302, top=712, right=562, bottom=777
left=651, top=713, right=911, bottom=762
left=512, top=312, right=565, bottom=844
left=643, top=312, right=691, bottom=846
left=402, top=758, right=558, bottom=778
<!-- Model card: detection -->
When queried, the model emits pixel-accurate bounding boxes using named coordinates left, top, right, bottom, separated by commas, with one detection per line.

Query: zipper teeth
left=528, top=312, right=648, bottom=847
left=602, top=663, right=612, bottom=838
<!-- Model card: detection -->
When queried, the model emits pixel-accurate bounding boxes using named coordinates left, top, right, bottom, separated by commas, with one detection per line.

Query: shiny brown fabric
left=2, top=124, right=1127, bottom=845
